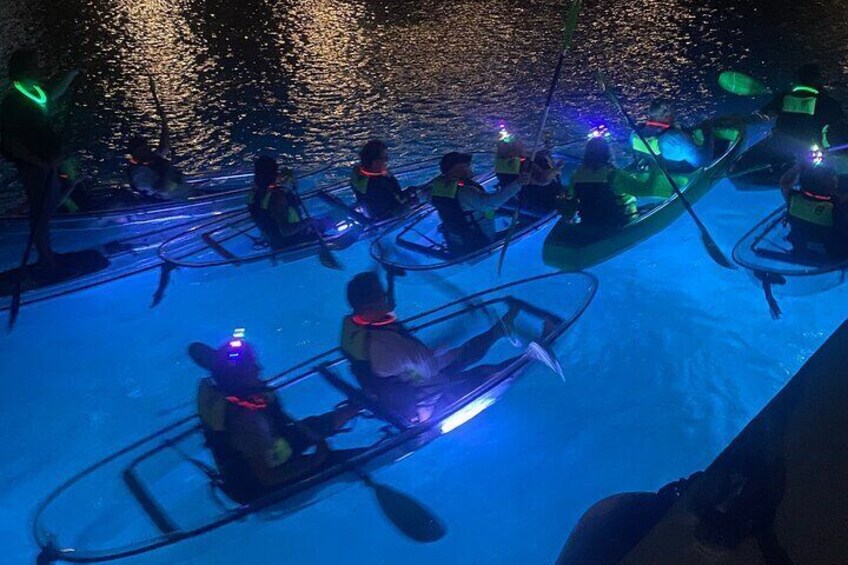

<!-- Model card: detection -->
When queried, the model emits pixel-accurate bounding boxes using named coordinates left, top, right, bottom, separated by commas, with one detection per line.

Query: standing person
left=429, top=152, right=527, bottom=253
left=350, top=139, right=417, bottom=220
left=1, top=49, right=79, bottom=273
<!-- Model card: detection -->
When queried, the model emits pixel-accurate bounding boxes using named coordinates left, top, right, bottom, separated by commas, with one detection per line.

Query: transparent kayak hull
left=33, top=272, right=597, bottom=563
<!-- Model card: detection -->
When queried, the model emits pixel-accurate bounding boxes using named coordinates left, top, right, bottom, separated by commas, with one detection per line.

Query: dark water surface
left=1, top=0, right=847, bottom=183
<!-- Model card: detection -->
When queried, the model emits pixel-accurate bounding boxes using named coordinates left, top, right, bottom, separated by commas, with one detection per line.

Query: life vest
left=570, top=165, right=636, bottom=227
left=430, top=175, right=490, bottom=236
left=777, top=85, right=829, bottom=143
left=340, top=314, right=427, bottom=388
left=494, top=155, right=524, bottom=176
left=350, top=166, right=405, bottom=218
left=197, top=379, right=296, bottom=499
left=788, top=191, right=835, bottom=227
left=248, top=181, right=302, bottom=224
left=781, top=85, right=820, bottom=117
left=631, top=121, right=670, bottom=159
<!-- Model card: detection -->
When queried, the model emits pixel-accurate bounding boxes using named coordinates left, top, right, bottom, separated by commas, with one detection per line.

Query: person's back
left=780, top=161, right=847, bottom=257
left=522, top=150, right=563, bottom=211
left=197, top=334, right=359, bottom=502
left=431, top=152, right=523, bottom=252
left=351, top=139, right=409, bottom=220
left=248, top=156, right=305, bottom=248
left=763, top=65, right=846, bottom=146
left=567, top=139, right=637, bottom=230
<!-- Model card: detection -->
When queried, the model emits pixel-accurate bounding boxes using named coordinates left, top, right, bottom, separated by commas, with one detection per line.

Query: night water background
left=1, top=0, right=847, bottom=183
left=2, top=1, right=848, bottom=564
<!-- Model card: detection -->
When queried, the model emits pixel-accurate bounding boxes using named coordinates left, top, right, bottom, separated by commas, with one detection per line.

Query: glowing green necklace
left=13, top=81, right=47, bottom=108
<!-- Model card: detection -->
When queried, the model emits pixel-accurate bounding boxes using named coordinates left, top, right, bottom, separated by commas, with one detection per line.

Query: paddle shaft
left=598, top=73, right=734, bottom=269
left=497, top=0, right=582, bottom=275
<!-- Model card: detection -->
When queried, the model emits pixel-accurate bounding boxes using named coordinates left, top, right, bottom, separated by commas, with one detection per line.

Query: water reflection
left=0, top=0, right=846, bottom=188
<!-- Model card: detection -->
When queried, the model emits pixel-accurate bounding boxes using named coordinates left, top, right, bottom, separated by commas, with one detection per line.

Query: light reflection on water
left=0, top=0, right=847, bottom=185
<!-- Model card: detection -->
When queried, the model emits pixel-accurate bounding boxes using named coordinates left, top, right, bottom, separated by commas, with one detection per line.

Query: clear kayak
left=0, top=165, right=339, bottom=235
left=370, top=151, right=577, bottom=272
left=157, top=161, right=444, bottom=268
left=33, top=272, right=598, bottom=563
left=542, top=128, right=744, bottom=271
left=0, top=208, right=246, bottom=312
left=733, top=206, right=848, bottom=277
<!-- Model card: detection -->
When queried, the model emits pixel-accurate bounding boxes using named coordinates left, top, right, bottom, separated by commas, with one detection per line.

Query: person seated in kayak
left=197, top=333, right=362, bottom=502
left=522, top=150, right=565, bottom=212
left=632, top=100, right=713, bottom=174
left=350, top=139, right=417, bottom=220
left=779, top=159, right=848, bottom=258
left=340, top=271, right=556, bottom=424
left=558, top=138, right=637, bottom=230
left=429, top=151, right=528, bottom=253
left=494, top=132, right=527, bottom=187
left=126, top=130, right=189, bottom=201
left=760, top=64, right=846, bottom=150
left=248, top=156, right=310, bottom=249
left=495, top=133, right=561, bottom=212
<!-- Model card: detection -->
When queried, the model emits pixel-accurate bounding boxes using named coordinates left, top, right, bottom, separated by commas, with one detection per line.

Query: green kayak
left=542, top=127, right=744, bottom=271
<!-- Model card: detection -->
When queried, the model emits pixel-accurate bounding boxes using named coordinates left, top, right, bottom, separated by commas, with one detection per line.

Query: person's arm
left=233, top=410, right=329, bottom=487
left=48, top=69, right=81, bottom=100
left=457, top=179, right=523, bottom=212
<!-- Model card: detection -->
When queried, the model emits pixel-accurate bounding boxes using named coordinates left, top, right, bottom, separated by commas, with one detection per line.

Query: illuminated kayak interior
left=542, top=127, right=744, bottom=271
left=32, top=272, right=597, bottom=564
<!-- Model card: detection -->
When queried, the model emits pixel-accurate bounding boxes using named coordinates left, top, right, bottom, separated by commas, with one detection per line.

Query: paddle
left=294, top=188, right=343, bottom=270
left=497, top=0, right=582, bottom=276
left=718, top=71, right=772, bottom=97
left=596, top=71, right=736, bottom=270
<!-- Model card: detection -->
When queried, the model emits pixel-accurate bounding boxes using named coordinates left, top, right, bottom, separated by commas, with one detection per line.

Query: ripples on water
left=0, top=0, right=847, bottom=186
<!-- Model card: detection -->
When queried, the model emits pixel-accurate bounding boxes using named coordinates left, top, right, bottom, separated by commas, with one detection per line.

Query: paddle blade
left=318, top=247, right=343, bottom=270
left=701, top=231, right=736, bottom=270
left=718, top=71, right=771, bottom=96
left=370, top=481, right=446, bottom=543
left=188, top=342, right=217, bottom=370
left=561, top=0, right=583, bottom=50
left=7, top=280, right=22, bottom=331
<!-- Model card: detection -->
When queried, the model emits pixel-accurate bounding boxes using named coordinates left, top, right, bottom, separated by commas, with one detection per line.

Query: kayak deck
left=542, top=128, right=744, bottom=271
left=32, top=272, right=597, bottom=563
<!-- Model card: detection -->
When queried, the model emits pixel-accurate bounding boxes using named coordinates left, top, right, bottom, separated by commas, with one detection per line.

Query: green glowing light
left=13, top=81, right=47, bottom=108
left=718, top=71, right=770, bottom=96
